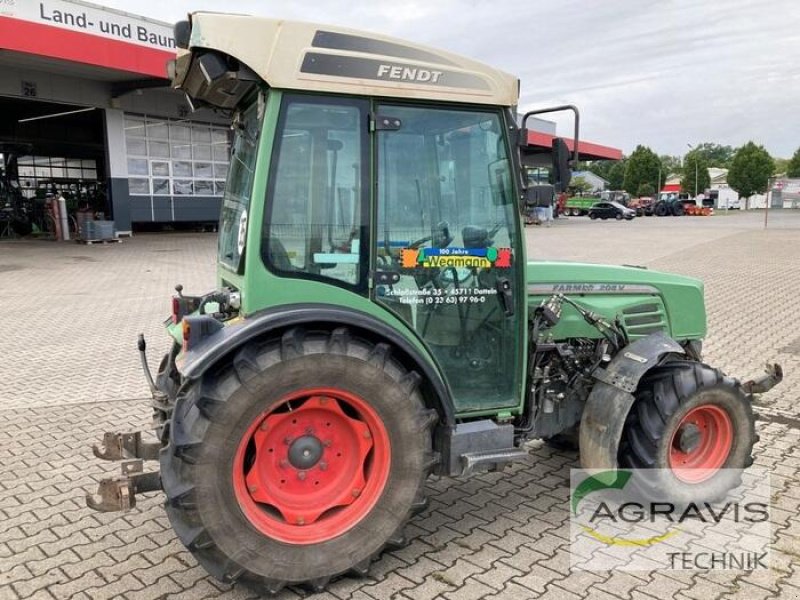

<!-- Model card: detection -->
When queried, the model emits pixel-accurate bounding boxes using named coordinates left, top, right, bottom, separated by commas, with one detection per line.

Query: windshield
left=218, top=98, right=263, bottom=271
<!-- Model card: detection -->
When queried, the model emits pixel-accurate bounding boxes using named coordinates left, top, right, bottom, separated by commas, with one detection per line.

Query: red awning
left=526, top=130, right=622, bottom=161
left=0, top=16, right=173, bottom=79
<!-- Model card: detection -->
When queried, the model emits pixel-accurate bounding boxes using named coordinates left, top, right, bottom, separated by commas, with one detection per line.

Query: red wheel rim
left=668, top=404, right=733, bottom=483
left=233, top=387, right=391, bottom=544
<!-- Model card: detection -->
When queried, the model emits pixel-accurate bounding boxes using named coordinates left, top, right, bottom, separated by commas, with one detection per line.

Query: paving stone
left=443, top=578, right=496, bottom=600
left=510, top=563, right=564, bottom=595
left=359, top=572, right=416, bottom=599
left=397, top=576, right=455, bottom=600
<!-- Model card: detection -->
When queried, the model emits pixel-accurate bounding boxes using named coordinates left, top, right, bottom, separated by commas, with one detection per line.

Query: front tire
left=160, top=328, right=437, bottom=594
left=619, top=360, right=756, bottom=503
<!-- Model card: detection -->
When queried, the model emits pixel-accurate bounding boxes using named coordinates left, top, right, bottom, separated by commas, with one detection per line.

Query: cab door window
left=263, top=96, right=368, bottom=289
left=374, top=104, right=521, bottom=411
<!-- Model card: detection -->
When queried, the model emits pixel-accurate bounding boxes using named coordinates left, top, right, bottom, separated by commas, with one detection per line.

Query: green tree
left=691, top=143, right=735, bottom=168
left=659, top=155, right=683, bottom=177
left=728, top=142, right=775, bottom=204
left=786, top=147, right=800, bottom=178
left=583, top=160, right=614, bottom=180
left=607, top=160, right=626, bottom=190
left=637, top=183, right=655, bottom=197
left=623, top=146, right=661, bottom=196
left=568, top=176, right=593, bottom=196
left=681, top=151, right=711, bottom=196
left=774, top=157, right=789, bottom=176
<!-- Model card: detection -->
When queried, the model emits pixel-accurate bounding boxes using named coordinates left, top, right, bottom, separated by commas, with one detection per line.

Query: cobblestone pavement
left=2, top=211, right=799, bottom=600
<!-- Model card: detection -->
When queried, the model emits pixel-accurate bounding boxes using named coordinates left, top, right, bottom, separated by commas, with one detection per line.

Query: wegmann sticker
left=401, top=247, right=512, bottom=269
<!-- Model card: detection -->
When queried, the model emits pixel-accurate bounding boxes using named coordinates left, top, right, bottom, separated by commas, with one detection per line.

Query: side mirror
left=552, top=138, right=571, bottom=193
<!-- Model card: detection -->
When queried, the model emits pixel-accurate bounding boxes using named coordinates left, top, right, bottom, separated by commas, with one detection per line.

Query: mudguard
left=579, top=333, right=684, bottom=469
left=175, top=303, right=456, bottom=426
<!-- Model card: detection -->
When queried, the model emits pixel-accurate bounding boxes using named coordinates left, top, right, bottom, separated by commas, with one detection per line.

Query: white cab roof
left=187, top=12, right=519, bottom=106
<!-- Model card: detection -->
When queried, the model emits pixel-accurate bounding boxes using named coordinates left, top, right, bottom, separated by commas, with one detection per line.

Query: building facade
left=0, top=0, right=229, bottom=232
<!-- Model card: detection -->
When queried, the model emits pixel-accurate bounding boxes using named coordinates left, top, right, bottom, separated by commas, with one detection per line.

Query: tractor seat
left=462, top=226, right=492, bottom=249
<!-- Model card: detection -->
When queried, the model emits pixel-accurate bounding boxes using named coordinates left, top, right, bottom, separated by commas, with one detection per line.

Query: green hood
left=526, top=261, right=706, bottom=340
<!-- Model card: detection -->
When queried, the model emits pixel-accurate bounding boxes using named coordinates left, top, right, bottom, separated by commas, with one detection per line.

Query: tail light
left=171, top=297, right=181, bottom=324
left=181, top=315, right=223, bottom=352
left=182, top=320, right=191, bottom=351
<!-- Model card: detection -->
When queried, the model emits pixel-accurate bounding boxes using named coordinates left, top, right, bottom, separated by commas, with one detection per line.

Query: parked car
left=588, top=201, right=636, bottom=221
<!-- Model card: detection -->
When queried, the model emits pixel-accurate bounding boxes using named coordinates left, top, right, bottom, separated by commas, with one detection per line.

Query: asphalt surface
left=1, top=210, right=799, bottom=600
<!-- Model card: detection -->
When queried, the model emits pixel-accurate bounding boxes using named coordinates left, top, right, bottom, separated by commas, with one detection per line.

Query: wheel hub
left=674, top=423, right=701, bottom=454
left=668, top=403, right=733, bottom=483
left=288, top=435, right=323, bottom=469
left=232, top=389, right=391, bottom=545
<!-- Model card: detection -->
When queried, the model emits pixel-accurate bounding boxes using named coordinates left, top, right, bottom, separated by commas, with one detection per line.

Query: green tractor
left=87, top=12, right=782, bottom=594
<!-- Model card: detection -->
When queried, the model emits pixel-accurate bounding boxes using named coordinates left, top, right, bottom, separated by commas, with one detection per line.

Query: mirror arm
left=519, top=104, right=581, bottom=169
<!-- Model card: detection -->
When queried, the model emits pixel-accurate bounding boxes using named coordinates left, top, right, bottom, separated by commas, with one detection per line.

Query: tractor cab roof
left=173, top=12, right=519, bottom=108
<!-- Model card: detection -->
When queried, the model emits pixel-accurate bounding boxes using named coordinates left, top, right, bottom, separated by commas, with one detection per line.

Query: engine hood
left=526, top=261, right=706, bottom=340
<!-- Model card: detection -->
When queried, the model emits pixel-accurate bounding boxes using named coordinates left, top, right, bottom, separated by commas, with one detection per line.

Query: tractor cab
left=169, top=13, right=560, bottom=415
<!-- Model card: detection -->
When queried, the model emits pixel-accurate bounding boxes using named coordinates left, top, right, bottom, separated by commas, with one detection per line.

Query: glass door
left=373, top=103, right=522, bottom=412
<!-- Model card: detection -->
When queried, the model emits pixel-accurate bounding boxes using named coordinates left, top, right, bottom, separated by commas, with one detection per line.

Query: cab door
left=372, top=103, right=524, bottom=413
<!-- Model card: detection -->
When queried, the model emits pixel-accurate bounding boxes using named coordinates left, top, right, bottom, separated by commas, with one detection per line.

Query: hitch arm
left=742, top=363, right=783, bottom=395
left=86, top=460, right=161, bottom=512
left=92, top=431, right=161, bottom=461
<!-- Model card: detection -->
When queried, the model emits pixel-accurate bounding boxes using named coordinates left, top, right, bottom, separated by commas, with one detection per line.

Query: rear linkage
left=87, top=285, right=242, bottom=513
left=85, top=335, right=164, bottom=512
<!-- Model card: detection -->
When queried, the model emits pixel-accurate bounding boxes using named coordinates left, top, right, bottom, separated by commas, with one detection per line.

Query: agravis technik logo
left=570, top=468, right=771, bottom=570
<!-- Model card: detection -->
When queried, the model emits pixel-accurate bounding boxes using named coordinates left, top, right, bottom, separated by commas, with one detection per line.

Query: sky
left=98, top=0, right=800, bottom=158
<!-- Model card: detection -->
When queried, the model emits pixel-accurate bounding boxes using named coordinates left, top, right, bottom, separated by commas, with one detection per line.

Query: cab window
left=263, top=95, right=368, bottom=289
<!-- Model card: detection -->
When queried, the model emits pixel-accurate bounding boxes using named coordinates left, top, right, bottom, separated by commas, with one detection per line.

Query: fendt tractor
left=86, top=12, right=783, bottom=594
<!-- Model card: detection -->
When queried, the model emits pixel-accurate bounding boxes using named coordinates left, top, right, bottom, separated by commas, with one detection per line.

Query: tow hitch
left=86, top=335, right=165, bottom=512
left=742, top=363, right=783, bottom=395
left=85, top=459, right=161, bottom=512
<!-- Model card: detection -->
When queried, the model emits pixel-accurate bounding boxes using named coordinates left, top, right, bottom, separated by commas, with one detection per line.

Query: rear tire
left=654, top=202, right=668, bottom=217
left=154, top=344, right=181, bottom=441
left=619, top=360, right=756, bottom=503
left=672, top=202, right=685, bottom=216
left=160, top=328, right=437, bottom=594
left=589, top=213, right=597, bottom=220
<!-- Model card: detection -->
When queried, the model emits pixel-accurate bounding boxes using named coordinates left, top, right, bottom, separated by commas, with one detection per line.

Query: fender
left=176, top=303, right=455, bottom=426
left=579, top=332, right=684, bottom=470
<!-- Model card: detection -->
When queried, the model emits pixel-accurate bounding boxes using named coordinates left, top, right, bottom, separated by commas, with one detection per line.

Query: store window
left=124, top=115, right=230, bottom=197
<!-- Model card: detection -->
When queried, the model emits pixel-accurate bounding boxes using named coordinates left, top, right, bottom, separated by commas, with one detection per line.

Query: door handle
left=495, top=277, right=514, bottom=317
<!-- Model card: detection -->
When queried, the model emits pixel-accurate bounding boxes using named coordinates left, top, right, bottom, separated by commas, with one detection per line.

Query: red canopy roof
left=0, top=15, right=173, bottom=80
left=526, top=130, right=622, bottom=161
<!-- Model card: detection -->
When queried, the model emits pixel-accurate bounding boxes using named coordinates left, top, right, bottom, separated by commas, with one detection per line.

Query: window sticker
left=400, top=247, right=512, bottom=269
left=237, top=210, right=248, bottom=255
